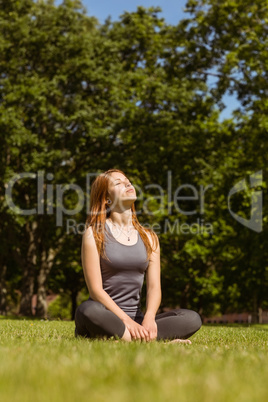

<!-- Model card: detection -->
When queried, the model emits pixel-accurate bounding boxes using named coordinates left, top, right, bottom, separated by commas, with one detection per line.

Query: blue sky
left=54, top=0, right=240, bottom=121
left=55, top=0, right=192, bottom=24
left=79, top=0, right=192, bottom=25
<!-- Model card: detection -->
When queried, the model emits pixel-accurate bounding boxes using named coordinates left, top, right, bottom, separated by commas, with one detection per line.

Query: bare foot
left=167, top=339, right=192, bottom=344
left=114, top=338, right=192, bottom=344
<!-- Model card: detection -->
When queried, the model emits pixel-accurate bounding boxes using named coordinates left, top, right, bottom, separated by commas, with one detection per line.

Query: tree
left=1, top=0, right=267, bottom=319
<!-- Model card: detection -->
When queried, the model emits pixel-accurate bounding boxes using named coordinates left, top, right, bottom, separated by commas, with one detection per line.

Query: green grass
left=0, top=317, right=267, bottom=402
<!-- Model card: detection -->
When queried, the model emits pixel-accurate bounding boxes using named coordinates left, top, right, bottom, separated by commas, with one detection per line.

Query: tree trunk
left=19, top=221, right=38, bottom=317
left=71, top=290, right=78, bottom=320
left=0, top=262, right=7, bottom=315
left=35, top=267, right=48, bottom=318
left=19, top=266, right=35, bottom=316
left=35, top=246, right=56, bottom=318
left=258, top=307, right=263, bottom=324
left=251, top=289, right=258, bottom=324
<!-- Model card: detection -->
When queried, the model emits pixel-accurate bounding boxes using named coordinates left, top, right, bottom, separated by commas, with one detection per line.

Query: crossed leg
left=125, top=308, right=202, bottom=343
left=154, top=308, right=202, bottom=342
left=75, top=299, right=202, bottom=343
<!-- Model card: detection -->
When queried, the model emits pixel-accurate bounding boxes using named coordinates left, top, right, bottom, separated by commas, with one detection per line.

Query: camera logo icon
left=228, top=170, right=263, bottom=233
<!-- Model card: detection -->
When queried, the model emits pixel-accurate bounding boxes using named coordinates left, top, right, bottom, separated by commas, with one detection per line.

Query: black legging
left=74, top=299, right=202, bottom=341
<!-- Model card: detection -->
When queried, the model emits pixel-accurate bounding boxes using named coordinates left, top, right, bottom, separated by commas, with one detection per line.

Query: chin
left=124, top=195, right=136, bottom=201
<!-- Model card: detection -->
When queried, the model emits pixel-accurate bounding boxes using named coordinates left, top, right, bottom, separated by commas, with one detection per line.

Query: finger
left=135, top=330, right=141, bottom=340
left=136, top=326, right=145, bottom=337
left=141, top=329, right=149, bottom=339
left=144, top=327, right=149, bottom=335
left=139, top=329, right=147, bottom=342
left=140, top=335, right=147, bottom=343
left=129, top=329, right=137, bottom=340
left=140, top=327, right=146, bottom=336
left=141, top=328, right=149, bottom=338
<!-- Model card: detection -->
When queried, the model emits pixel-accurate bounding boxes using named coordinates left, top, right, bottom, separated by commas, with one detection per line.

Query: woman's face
left=107, top=172, right=136, bottom=206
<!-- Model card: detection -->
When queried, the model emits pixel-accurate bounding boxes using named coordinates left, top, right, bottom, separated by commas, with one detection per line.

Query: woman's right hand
left=122, top=316, right=149, bottom=341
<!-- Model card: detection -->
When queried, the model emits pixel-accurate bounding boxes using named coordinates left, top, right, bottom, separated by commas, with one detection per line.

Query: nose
left=125, top=183, right=133, bottom=191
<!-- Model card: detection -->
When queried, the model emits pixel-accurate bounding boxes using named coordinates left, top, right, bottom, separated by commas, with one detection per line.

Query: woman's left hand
left=141, top=316, right=158, bottom=342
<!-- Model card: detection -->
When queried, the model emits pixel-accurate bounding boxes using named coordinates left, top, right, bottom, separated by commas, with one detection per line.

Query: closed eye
left=115, top=181, right=132, bottom=185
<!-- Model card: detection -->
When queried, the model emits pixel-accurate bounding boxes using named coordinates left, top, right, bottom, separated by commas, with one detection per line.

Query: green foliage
left=0, top=0, right=267, bottom=319
left=47, top=293, right=72, bottom=320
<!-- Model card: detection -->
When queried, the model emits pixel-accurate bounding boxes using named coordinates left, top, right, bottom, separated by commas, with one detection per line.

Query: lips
left=126, top=189, right=134, bottom=193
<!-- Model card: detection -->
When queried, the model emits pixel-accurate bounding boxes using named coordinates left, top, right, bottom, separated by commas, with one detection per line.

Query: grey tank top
left=89, top=221, right=149, bottom=319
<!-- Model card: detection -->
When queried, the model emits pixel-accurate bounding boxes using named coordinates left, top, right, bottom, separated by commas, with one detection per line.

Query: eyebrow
left=113, top=178, right=130, bottom=183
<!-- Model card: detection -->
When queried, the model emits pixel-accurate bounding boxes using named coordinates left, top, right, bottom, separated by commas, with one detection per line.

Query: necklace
left=108, top=219, right=135, bottom=241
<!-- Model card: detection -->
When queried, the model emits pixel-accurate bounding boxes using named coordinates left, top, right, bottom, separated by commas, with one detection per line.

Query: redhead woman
left=74, top=169, right=202, bottom=343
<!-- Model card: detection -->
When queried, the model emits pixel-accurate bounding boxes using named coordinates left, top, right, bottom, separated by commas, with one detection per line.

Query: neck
left=108, top=211, right=133, bottom=228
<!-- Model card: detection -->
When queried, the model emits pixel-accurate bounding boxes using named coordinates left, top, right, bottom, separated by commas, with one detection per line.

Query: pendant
left=128, top=237, right=130, bottom=241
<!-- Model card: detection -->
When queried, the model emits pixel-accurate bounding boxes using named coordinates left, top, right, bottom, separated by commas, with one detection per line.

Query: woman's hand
left=141, top=315, right=158, bottom=342
left=122, top=316, right=149, bottom=341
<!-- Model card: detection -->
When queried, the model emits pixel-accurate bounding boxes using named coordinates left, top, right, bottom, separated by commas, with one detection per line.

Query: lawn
left=0, top=317, right=267, bottom=402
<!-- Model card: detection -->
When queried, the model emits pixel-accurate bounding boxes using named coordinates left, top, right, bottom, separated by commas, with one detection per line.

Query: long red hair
left=85, top=168, right=159, bottom=262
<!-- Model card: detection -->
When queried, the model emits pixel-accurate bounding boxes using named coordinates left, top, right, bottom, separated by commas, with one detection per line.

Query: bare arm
left=144, top=234, right=162, bottom=319
left=141, top=233, right=161, bottom=341
left=81, top=226, right=149, bottom=340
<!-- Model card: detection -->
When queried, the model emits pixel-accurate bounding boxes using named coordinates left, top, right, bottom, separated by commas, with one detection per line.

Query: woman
left=74, top=169, right=202, bottom=343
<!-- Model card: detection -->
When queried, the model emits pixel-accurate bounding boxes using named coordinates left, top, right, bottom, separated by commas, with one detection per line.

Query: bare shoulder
left=82, top=225, right=96, bottom=245
left=81, top=225, right=100, bottom=260
left=144, top=229, right=160, bottom=251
